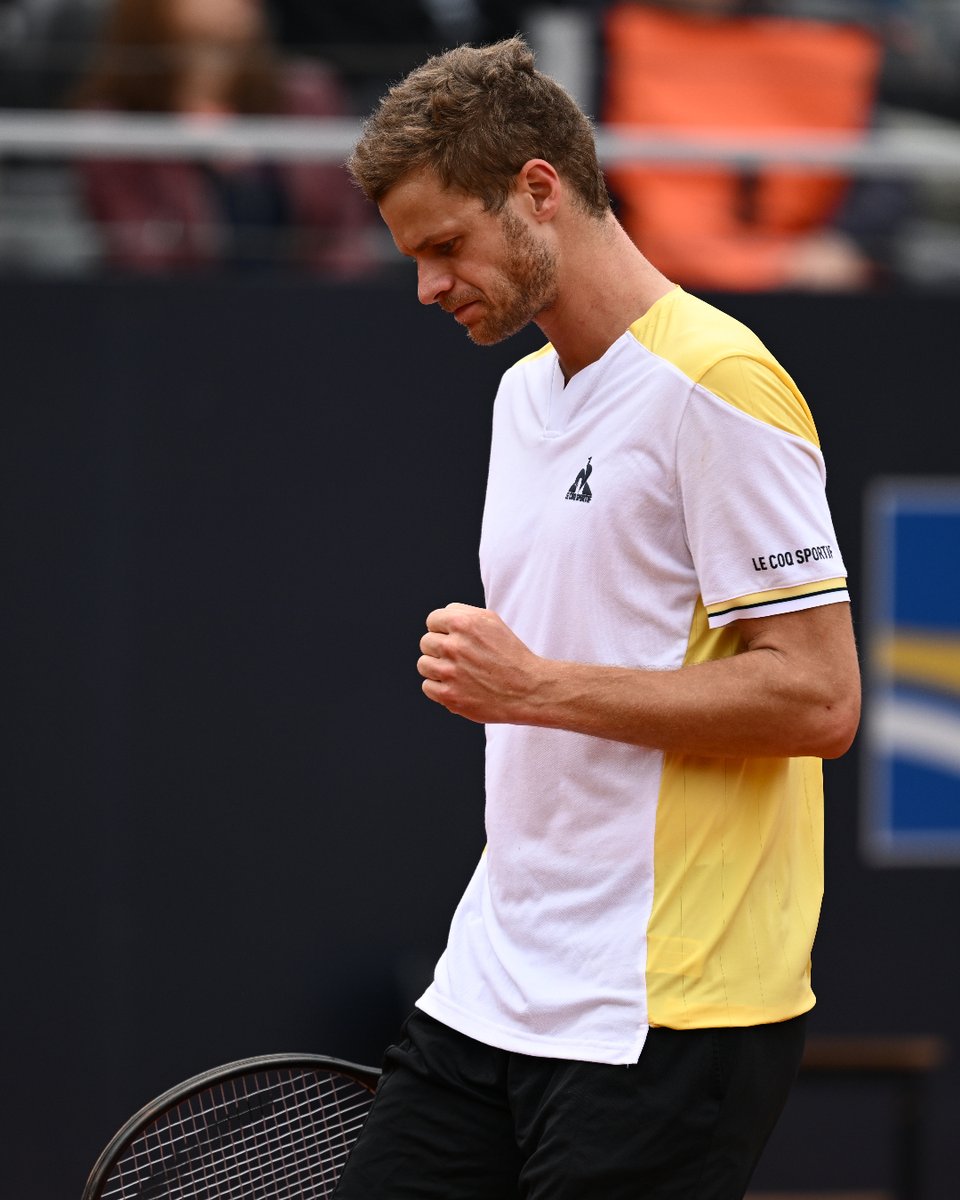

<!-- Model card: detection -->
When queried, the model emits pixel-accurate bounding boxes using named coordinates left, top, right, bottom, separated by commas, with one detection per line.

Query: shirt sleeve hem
left=706, top=581, right=849, bottom=628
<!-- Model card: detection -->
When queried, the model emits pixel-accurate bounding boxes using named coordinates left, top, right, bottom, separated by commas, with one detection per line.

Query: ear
left=515, top=159, right=561, bottom=222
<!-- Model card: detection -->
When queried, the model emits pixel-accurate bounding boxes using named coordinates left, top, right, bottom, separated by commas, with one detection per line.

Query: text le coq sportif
left=751, top=544, right=835, bottom=572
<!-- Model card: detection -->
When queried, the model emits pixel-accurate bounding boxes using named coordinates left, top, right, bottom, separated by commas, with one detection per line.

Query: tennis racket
left=82, top=1052, right=381, bottom=1200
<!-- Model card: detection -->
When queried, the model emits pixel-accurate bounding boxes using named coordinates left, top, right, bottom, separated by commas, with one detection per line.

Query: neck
left=536, top=212, right=674, bottom=381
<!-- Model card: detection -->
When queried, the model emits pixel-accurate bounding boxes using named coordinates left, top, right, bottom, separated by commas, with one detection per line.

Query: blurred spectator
left=265, top=0, right=526, bottom=112
left=602, top=0, right=912, bottom=290
left=70, top=0, right=375, bottom=276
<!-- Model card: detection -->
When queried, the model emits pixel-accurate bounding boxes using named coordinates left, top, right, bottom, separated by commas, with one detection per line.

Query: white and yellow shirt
left=416, top=287, right=848, bottom=1065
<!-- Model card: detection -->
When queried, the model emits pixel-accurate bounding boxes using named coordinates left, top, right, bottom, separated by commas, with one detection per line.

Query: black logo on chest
left=565, top=456, right=593, bottom=503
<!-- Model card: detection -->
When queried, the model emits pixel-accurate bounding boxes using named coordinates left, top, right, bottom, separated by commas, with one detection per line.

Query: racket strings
left=99, top=1067, right=375, bottom=1200
left=111, top=1075, right=371, bottom=1170
left=105, top=1077, right=368, bottom=1200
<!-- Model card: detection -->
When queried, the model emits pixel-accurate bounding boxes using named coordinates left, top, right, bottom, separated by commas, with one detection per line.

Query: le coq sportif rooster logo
left=565, top=456, right=593, bottom=503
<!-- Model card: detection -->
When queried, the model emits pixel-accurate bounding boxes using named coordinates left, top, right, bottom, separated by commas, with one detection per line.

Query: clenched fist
left=417, top=603, right=543, bottom=724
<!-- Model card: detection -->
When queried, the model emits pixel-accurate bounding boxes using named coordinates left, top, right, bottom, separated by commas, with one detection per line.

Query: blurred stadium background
left=2, top=3, right=959, bottom=1198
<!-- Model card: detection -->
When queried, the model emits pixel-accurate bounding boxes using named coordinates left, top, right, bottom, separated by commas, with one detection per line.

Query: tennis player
left=337, top=36, right=861, bottom=1200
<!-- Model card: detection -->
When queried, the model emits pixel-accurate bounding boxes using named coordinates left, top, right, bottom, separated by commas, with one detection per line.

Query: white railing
left=1, top=109, right=960, bottom=179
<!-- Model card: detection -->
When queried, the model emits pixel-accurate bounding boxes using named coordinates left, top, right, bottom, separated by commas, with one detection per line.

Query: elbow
left=777, top=669, right=861, bottom=760
left=812, top=684, right=862, bottom=761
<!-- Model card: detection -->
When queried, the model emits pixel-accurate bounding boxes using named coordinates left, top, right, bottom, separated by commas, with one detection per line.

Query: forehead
left=378, top=169, right=492, bottom=255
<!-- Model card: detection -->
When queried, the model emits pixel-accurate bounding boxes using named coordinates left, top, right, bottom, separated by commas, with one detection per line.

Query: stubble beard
left=464, top=207, right=559, bottom=347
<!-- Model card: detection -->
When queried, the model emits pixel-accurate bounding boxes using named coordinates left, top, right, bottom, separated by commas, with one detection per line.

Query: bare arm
left=418, top=600, right=861, bottom=759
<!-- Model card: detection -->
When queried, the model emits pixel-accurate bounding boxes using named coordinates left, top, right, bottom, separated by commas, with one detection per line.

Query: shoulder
left=630, top=288, right=770, bottom=381
left=497, top=342, right=555, bottom=388
left=511, top=343, right=554, bottom=370
left=630, top=288, right=819, bottom=446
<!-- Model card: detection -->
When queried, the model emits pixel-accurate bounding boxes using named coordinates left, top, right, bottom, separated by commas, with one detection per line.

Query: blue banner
left=862, top=478, right=960, bottom=864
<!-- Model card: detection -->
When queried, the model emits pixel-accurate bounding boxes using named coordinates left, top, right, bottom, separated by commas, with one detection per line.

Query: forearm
left=515, top=649, right=854, bottom=759
left=419, top=601, right=861, bottom=761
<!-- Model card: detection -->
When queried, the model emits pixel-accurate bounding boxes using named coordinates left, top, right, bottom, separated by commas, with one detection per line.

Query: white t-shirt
left=417, top=287, right=847, bottom=1065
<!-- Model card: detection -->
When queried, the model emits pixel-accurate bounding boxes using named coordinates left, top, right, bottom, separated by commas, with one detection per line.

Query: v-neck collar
left=543, top=330, right=633, bottom=437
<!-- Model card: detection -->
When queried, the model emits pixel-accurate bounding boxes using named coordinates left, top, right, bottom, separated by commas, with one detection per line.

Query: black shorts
left=333, top=1007, right=807, bottom=1200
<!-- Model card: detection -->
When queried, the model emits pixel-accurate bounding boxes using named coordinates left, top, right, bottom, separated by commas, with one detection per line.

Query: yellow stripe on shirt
left=707, top=577, right=848, bottom=621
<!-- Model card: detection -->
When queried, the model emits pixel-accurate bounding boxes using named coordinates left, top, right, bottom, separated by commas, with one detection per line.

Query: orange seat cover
left=603, top=6, right=882, bottom=288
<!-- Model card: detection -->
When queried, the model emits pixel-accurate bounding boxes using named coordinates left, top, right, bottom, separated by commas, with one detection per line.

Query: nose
left=417, top=260, right=454, bottom=307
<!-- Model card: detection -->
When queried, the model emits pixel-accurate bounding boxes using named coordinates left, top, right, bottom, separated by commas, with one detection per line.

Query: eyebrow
left=408, top=231, right=459, bottom=255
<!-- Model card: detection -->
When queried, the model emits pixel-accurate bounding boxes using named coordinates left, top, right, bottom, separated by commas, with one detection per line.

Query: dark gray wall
left=3, top=280, right=958, bottom=1198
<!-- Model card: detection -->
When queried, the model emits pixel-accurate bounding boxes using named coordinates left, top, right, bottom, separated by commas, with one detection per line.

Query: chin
left=467, top=311, right=533, bottom=347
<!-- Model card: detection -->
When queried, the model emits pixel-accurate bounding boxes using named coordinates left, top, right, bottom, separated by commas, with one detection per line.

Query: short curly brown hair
left=347, top=37, right=609, bottom=218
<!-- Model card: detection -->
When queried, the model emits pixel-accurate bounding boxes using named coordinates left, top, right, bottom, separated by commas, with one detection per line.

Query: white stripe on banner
left=869, top=696, right=960, bottom=778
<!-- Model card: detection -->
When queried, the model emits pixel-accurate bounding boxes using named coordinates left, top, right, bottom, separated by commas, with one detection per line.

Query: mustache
left=439, top=292, right=484, bottom=314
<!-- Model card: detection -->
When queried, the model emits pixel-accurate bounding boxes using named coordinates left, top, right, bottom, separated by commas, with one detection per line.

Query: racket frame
left=82, top=1052, right=381, bottom=1200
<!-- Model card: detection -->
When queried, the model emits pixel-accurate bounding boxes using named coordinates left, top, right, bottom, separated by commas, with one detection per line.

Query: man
left=338, top=36, right=860, bottom=1200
